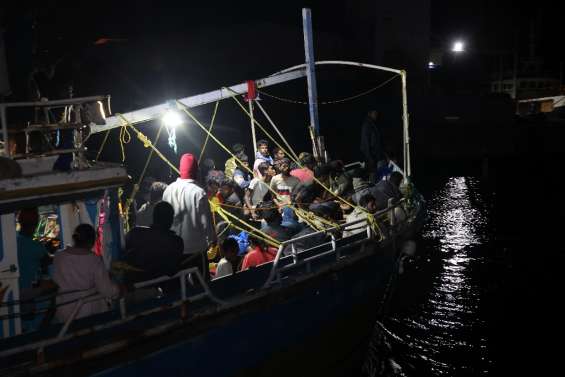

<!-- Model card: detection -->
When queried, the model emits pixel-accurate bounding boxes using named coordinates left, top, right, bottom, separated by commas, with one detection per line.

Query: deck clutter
left=0, top=10, right=424, bottom=376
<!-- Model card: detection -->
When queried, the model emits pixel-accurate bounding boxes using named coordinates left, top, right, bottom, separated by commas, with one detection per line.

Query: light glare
left=452, top=41, right=465, bottom=53
left=162, top=110, right=183, bottom=128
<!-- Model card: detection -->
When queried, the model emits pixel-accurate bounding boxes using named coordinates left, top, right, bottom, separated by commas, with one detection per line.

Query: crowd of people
left=12, top=110, right=406, bottom=329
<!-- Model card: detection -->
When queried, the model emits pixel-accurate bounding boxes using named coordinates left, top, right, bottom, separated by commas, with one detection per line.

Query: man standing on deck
left=163, top=153, right=216, bottom=279
left=360, top=110, right=384, bottom=182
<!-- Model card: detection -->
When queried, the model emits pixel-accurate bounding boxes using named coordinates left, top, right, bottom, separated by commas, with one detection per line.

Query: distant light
left=451, top=40, right=465, bottom=53
left=428, top=61, right=436, bottom=69
left=162, top=110, right=183, bottom=128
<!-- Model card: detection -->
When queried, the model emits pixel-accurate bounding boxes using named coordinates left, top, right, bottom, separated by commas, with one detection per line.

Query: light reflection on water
left=387, top=177, right=492, bottom=376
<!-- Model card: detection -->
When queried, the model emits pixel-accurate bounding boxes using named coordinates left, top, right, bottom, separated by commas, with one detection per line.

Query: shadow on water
left=362, top=156, right=564, bottom=376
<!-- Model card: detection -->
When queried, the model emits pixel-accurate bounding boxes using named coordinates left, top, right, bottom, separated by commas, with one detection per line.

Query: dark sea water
left=363, top=157, right=564, bottom=376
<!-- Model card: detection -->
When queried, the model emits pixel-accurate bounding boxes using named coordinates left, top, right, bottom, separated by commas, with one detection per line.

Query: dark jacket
left=373, top=180, right=402, bottom=210
left=360, top=116, right=383, bottom=164
left=123, top=226, right=184, bottom=284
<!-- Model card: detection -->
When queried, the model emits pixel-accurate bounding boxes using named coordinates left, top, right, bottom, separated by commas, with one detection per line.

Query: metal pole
left=400, top=71, right=411, bottom=178
left=302, top=8, right=321, bottom=136
left=512, top=50, right=518, bottom=99
left=249, top=99, right=257, bottom=154
left=558, top=60, right=563, bottom=94
left=254, top=100, right=299, bottom=162
left=0, top=105, right=8, bottom=157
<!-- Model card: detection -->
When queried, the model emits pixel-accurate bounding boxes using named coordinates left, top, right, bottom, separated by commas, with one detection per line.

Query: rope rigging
left=92, top=68, right=402, bottom=243
left=256, top=74, right=399, bottom=105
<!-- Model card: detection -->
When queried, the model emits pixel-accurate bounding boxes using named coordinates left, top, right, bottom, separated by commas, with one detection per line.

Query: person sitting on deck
left=53, top=224, right=120, bottom=323
left=282, top=202, right=340, bottom=256
left=373, top=171, right=403, bottom=210
left=350, top=167, right=375, bottom=205
left=245, top=162, right=273, bottom=219
left=272, top=146, right=286, bottom=164
left=328, top=160, right=352, bottom=198
left=241, top=235, right=276, bottom=271
left=343, top=194, right=378, bottom=238
left=290, top=152, right=315, bottom=183
left=214, top=237, right=240, bottom=279
left=123, top=201, right=184, bottom=285
left=162, top=153, right=216, bottom=280
left=135, top=181, right=168, bottom=227
left=257, top=201, right=292, bottom=242
left=253, top=139, right=273, bottom=178
left=219, top=179, right=244, bottom=218
left=224, top=143, right=246, bottom=180
left=201, top=158, right=225, bottom=186
left=232, top=154, right=252, bottom=190
left=270, top=158, right=300, bottom=207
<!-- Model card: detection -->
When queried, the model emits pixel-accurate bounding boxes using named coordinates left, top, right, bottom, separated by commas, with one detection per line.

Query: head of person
left=274, top=157, right=291, bottom=176
left=314, top=164, right=331, bottom=182
left=232, top=143, right=245, bottom=157
left=256, top=162, right=270, bottom=181
left=368, top=110, right=379, bottom=121
left=220, top=179, right=235, bottom=199
left=309, top=201, right=341, bottom=222
left=152, top=201, right=175, bottom=230
left=329, top=160, right=344, bottom=174
left=221, top=237, right=239, bottom=263
left=257, top=200, right=282, bottom=225
left=358, top=194, right=377, bottom=213
left=237, top=154, right=249, bottom=170
left=389, top=171, right=404, bottom=188
left=149, top=181, right=168, bottom=204
left=180, top=153, right=199, bottom=180
left=247, top=234, right=266, bottom=251
left=267, top=164, right=277, bottom=178
left=299, top=152, right=315, bottom=170
left=257, top=139, right=269, bottom=157
left=273, top=147, right=285, bottom=161
left=72, top=224, right=96, bottom=250
left=351, top=167, right=369, bottom=180
left=206, top=179, right=219, bottom=196
left=18, top=208, right=39, bottom=237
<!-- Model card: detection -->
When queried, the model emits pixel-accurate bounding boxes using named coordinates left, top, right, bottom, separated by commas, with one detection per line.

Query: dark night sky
left=1, top=1, right=563, bottom=178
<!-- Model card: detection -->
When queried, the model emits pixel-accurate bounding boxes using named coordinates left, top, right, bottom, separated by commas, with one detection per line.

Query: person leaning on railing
left=53, top=224, right=121, bottom=323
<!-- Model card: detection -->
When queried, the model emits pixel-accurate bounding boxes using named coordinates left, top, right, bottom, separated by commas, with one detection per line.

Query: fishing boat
left=0, top=9, right=425, bottom=377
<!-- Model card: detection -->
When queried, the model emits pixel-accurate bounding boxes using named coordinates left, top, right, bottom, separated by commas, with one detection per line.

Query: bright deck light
left=451, top=40, right=465, bottom=53
left=162, top=110, right=183, bottom=128
left=428, top=61, right=436, bottom=69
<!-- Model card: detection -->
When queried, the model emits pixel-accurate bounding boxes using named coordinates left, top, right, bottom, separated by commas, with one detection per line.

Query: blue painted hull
left=2, top=219, right=424, bottom=377
left=85, top=243, right=397, bottom=377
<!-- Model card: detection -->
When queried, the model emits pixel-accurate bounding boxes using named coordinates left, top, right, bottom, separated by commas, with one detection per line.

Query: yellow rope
left=95, top=129, right=111, bottom=162
left=223, top=89, right=385, bottom=238
left=117, top=115, right=132, bottom=162
left=125, top=123, right=165, bottom=215
left=212, top=203, right=280, bottom=248
left=198, top=101, right=220, bottom=164
left=176, top=100, right=340, bottom=235
left=116, top=114, right=180, bottom=175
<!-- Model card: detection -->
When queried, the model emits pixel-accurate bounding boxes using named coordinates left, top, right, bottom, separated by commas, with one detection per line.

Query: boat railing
left=264, top=198, right=411, bottom=288
left=0, top=95, right=110, bottom=161
left=0, top=267, right=223, bottom=359
left=0, top=197, right=420, bottom=359
left=55, top=267, right=225, bottom=342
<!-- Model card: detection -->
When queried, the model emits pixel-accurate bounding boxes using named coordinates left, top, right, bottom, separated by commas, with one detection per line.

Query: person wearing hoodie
left=162, top=153, right=217, bottom=278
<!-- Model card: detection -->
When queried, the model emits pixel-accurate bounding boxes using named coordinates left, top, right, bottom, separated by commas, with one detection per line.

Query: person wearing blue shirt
left=17, top=208, right=51, bottom=332
left=17, top=208, right=48, bottom=293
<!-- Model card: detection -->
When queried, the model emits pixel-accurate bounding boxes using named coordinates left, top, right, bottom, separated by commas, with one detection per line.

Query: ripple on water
left=378, top=176, right=493, bottom=376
